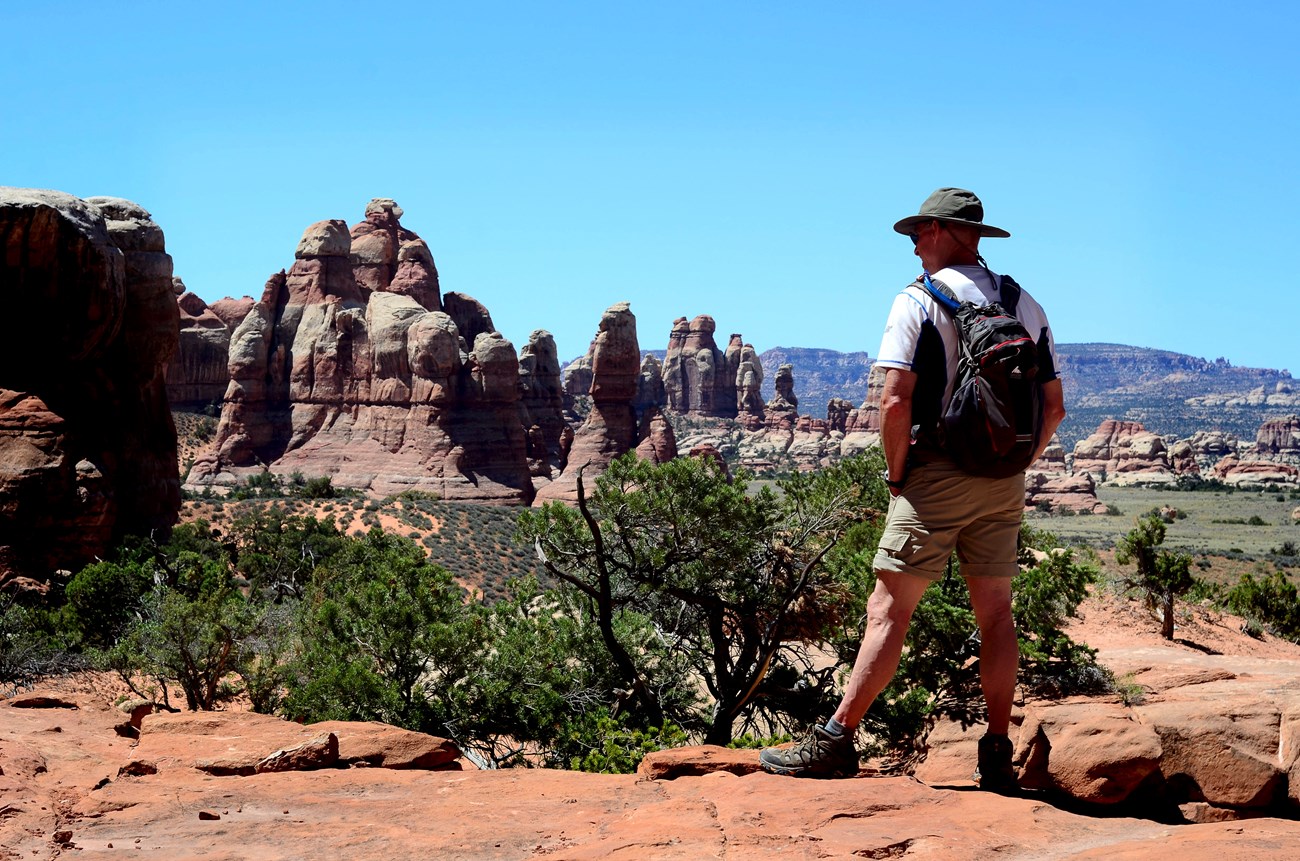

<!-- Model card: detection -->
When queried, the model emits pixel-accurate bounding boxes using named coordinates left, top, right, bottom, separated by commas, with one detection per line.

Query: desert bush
left=107, top=570, right=258, bottom=711
left=1224, top=568, right=1300, bottom=642
left=563, top=710, right=688, bottom=773
left=61, top=557, right=156, bottom=649
left=0, top=596, right=84, bottom=694
left=1116, top=513, right=1194, bottom=640
left=297, top=476, right=338, bottom=499
left=519, top=451, right=884, bottom=746
left=282, top=529, right=475, bottom=734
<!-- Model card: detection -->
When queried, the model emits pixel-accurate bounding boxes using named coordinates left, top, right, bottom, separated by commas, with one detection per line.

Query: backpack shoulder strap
left=918, top=273, right=961, bottom=316
left=997, top=273, right=1022, bottom=316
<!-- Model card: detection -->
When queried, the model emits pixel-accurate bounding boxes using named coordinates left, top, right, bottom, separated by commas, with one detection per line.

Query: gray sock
left=823, top=717, right=849, bottom=736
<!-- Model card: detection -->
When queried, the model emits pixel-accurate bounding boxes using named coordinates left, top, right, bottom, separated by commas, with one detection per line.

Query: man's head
left=894, top=188, right=1007, bottom=270
left=893, top=188, right=1009, bottom=239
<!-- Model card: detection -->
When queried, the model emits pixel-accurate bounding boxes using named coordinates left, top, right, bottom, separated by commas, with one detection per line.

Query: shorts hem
left=873, top=552, right=945, bottom=582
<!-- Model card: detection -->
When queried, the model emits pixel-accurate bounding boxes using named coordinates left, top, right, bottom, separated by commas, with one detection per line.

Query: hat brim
left=893, top=214, right=1011, bottom=239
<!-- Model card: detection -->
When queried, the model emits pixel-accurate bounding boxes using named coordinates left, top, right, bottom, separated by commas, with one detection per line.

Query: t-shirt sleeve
left=875, top=288, right=930, bottom=371
left=1017, top=294, right=1059, bottom=383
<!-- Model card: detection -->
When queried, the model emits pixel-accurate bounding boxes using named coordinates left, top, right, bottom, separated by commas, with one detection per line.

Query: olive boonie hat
left=893, top=187, right=1010, bottom=238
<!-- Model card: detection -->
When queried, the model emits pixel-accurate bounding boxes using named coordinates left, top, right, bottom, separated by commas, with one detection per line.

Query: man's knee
left=866, top=571, right=930, bottom=629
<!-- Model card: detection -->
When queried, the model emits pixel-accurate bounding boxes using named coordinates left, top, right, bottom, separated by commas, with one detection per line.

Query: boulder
left=1138, top=699, right=1285, bottom=810
left=308, top=720, right=460, bottom=769
left=1016, top=700, right=1163, bottom=804
left=638, top=745, right=763, bottom=780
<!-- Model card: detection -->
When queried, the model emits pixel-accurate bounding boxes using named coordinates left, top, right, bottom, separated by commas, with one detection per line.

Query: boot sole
left=759, top=759, right=857, bottom=779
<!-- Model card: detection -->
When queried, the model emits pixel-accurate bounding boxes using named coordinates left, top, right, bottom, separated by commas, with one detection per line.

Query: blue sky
left=6, top=2, right=1297, bottom=375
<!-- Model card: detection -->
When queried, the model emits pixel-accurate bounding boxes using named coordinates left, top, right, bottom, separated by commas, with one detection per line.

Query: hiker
left=760, top=188, right=1066, bottom=791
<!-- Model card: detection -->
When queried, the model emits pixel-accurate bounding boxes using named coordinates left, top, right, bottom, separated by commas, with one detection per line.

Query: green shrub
left=283, top=529, right=475, bottom=734
left=1116, top=513, right=1194, bottom=640
left=1224, top=568, right=1300, bottom=642
left=107, top=576, right=257, bottom=711
left=564, top=710, right=688, bottom=773
left=62, top=558, right=155, bottom=649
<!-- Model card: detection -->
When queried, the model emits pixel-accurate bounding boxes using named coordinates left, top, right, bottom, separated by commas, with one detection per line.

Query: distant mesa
left=1, top=187, right=180, bottom=587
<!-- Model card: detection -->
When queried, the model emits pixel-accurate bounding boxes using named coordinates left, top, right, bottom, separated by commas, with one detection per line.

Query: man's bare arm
left=879, top=368, right=917, bottom=494
left=1032, top=378, right=1066, bottom=465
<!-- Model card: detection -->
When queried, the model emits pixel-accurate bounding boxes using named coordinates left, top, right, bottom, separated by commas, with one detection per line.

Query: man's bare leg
left=831, top=570, right=931, bottom=730
left=964, top=575, right=1017, bottom=735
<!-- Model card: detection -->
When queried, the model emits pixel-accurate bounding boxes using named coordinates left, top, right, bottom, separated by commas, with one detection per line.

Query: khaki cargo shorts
left=872, top=460, right=1025, bottom=581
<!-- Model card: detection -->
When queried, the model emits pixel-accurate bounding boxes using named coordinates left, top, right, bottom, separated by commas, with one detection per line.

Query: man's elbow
left=1047, top=401, right=1067, bottom=425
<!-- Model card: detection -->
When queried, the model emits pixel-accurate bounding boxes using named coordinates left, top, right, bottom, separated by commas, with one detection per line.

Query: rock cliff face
left=188, top=201, right=536, bottom=504
left=0, top=188, right=179, bottom=584
left=167, top=280, right=250, bottom=411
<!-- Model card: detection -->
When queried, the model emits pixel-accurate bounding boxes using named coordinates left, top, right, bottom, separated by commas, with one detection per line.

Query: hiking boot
left=759, top=725, right=858, bottom=778
left=973, top=733, right=1018, bottom=794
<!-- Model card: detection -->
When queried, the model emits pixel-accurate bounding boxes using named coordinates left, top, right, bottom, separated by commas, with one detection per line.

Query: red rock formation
left=1071, top=420, right=1174, bottom=484
left=634, top=408, right=678, bottom=464
left=209, top=295, right=255, bottom=329
left=764, top=363, right=799, bottom=431
left=518, top=329, right=568, bottom=477
left=190, top=201, right=532, bottom=504
left=0, top=188, right=179, bottom=583
left=734, top=343, right=765, bottom=427
left=1210, top=456, right=1300, bottom=485
left=663, top=315, right=739, bottom=418
left=1030, top=434, right=1068, bottom=473
left=535, top=303, right=644, bottom=504
left=348, top=199, right=442, bottom=311
left=1024, top=471, right=1110, bottom=514
left=634, top=354, right=666, bottom=421
left=168, top=284, right=237, bottom=411
left=1253, top=415, right=1300, bottom=460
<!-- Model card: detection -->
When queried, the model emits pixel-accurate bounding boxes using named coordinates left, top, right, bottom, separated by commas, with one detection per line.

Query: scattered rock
left=255, top=734, right=339, bottom=774
left=637, top=745, right=764, bottom=780
left=310, top=721, right=460, bottom=769
left=117, top=760, right=158, bottom=777
left=7, top=694, right=78, bottom=709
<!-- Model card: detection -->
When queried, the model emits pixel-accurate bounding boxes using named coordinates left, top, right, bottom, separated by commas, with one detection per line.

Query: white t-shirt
left=875, top=265, right=1058, bottom=410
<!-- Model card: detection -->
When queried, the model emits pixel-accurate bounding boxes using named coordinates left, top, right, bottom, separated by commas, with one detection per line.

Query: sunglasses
left=908, top=221, right=938, bottom=245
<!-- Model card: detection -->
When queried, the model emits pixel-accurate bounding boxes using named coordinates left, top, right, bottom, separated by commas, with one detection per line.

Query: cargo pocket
left=877, top=529, right=910, bottom=558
